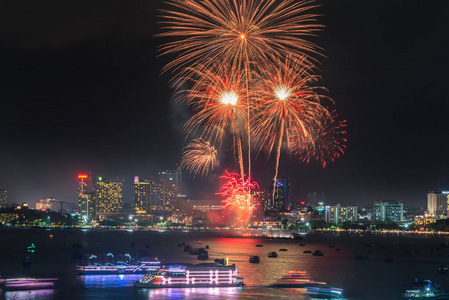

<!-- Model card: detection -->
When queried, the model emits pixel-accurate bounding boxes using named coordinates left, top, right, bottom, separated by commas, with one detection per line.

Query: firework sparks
left=181, top=138, right=218, bottom=177
left=297, top=110, right=347, bottom=168
left=158, top=0, right=323, bottom=80
left=217, top=171, right=259, bottom=225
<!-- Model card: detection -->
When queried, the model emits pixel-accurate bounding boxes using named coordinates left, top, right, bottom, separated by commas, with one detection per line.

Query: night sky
left=0, top=0, right=448, bottom=207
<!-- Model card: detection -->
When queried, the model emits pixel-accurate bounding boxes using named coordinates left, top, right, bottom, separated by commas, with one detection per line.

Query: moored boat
left=76, top=260, right=161, bottom=275
left=401, top=279, right=449, bottom=299
left=268, top=252, right=278, bottom=258
left=249, top=256, right=260, bottom=263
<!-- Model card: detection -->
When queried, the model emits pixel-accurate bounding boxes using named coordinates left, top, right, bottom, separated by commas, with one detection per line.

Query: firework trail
left=181, top=138, right=218, bottom=177
left=217, top=171, right=260, bottom=226
left=296, top=110, right=347, bottom=168
left=252, top=57, right=329, bottom=202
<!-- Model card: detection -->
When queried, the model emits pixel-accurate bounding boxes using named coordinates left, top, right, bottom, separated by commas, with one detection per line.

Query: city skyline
left=0, top=0, right=448, bottom=206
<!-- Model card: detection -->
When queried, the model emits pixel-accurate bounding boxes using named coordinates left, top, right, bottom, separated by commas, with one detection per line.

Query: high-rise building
left=78, top=174, right=96, bottom=221
left=373, top=201, right=403, bottom=223
left=325, top=204, right=358, bottom=224
left=95, top=177, right=124, bottom=220
left=78, top=192, right=96, bottom=222
left=307, top=192, right=324, bottom=206
left=269, top=177, right=290, bottom=211
left=149, top=180, right=163, bottom=211
left=427, top=191, right=449, bottom=219
left=133, top=176, right=151, bottom=213
left=340, top=204, right=358, bottom=223
left=159, top=168, right=182, bottom=211
left=0, top=188, right=7, bottom=207
left=325, top=204, right=340, bottom=224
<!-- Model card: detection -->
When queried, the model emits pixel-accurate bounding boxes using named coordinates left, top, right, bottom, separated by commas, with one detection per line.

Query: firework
left=297, top=110, right=347, bottom=168
left=252, top=57, right=329, bottom=202
left=181, top=138, right=218, bottom=177
left=217, top=171, right=259, bottom=225
left=158, top=0, right=323, bottom=80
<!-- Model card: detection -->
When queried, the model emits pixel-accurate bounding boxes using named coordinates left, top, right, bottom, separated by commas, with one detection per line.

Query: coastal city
left=0, top=170, right=448, bottom=233
left=1, top=0, right=448, bottom=299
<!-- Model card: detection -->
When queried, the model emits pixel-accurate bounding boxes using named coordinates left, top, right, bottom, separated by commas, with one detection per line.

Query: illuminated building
left=373, top=201, right=403, bottom=223
left=95, top=177, right=124, bottom=220
left=306, top=192, right=324, bottom=206
left=78, top=192, right=96, bottom=222
left=269, top=177, right=290, bottom=211
left=414, top=212, right=436, bottom=228
left=149, top=180, right=163, bottom=211
left=0, top=188, right=7, bottom=207
left=427, top=191, right=449, bottom=219
left=325, top=204, right=340, bottom=224
left=133, top=176, right=151, bottom=213
left=159, top=168, right=182, bottom=211
left=340, top=204, right=358, bottom=223
left=36, top=197, right=56, bottom=211
left=325, top=204, right=358, bottom=224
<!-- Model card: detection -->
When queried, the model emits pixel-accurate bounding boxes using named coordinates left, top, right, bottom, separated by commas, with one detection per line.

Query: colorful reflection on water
left=138, top=287, right=241, bottom=300
left=4, top=289, right=54, bottom=300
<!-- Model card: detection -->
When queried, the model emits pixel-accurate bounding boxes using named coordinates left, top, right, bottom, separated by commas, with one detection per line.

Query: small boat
left=268, top=252, right=278, bottom=258
left=299, top=244, right=306, bottom=246
left=214, top=258, right=225, bottom=265
left=249, top=256, right=260, bottom=263
left=197, top=252, right=208, bottom=260
left=312, top=250, right=324, bottom=256
left=205, top=245, right=209, bottom=249
left=401, top=279, right=449, bottom=299
left=438, top=265, right=449, bottom=274
left=279, top=248, right=288, bottom=252
left=22, top=257, right=31, bottom=266
left=303, top=250, right=312, bottom=254
left=256, top=244, right=264, bottom=247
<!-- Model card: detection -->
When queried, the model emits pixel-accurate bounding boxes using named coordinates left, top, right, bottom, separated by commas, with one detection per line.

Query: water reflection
left=80, top=275, right=142, bottom=289
left=5, top=289, right=54, bottom=300
left=139, top=287, right=241, bottom=300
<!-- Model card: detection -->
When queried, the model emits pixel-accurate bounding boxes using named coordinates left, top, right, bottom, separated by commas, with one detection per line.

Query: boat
left=22, top=256, right=31, bottom=266
left=0, top=277, right=58, bottom=290
left=133, top=263, right=245, bottom=288
left=268, top=252, right=278, bottom=258
left=249, top=256, right=260, bottom=263
left=303, top=250, right=312, bottom=254
left=256, top=244, right=264, bottom=247
left=270, top=270, right=344, bottom=297
left=401, top=279, right=449, bottom=299
left=197, top=252, right=209, bottom=260
left=299, top=244, right=306, bottom=246
left=279, top=248, right=288, bottom=252
left=312, top=250, right=324, bottom=256
left=438, top=265, right=449, bottom=274
left=76, top=260, right=161, bottom=275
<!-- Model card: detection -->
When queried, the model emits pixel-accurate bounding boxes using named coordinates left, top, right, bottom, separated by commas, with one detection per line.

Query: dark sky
left=0, top=0, right=448, bottom=207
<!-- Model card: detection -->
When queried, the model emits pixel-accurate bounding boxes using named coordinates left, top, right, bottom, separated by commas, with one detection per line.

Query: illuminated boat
left=0, top=278, right=58, bottom=290
left=133, top=263, right=245, bottom=288
left=401, top=279, right=449, bottom=299
left=76, top=260, right=161, bottom=275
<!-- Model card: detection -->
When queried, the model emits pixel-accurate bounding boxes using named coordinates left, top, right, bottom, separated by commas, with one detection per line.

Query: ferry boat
left=76, top=260, right=161, bottom=275
left=401, top=279, right=449, bottom=299
left=133, top=263, right=244, bottom=288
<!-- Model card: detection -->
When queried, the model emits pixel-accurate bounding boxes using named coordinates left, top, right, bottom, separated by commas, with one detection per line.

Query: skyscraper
left=95, top=177, right=124, bottom=220
left=133, top=176, right=151, bottom=213
left=149, top=180, right=163, bottom=211
left=269, top=177, right=290, bottom=211
left=78, top=174, right=96, bottom=222
left=159, top=168, right=182, bottom=211
left=427, top=191, right=449, bottom=219
left=0, top=188, right=7, bottom=207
